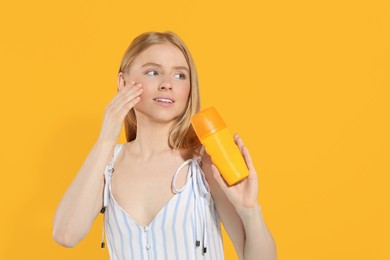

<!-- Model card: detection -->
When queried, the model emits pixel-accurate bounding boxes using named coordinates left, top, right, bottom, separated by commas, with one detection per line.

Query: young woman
left=53, top=31, right=276, bottom=260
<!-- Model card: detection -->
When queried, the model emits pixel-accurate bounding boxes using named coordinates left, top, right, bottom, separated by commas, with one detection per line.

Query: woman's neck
left=130, top=117, right=175, bottom=160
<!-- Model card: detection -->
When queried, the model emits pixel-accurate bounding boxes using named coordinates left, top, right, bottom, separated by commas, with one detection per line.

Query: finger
left=112, top=85, right=143, bottom=114
left=108, top=82, right=140, bottom=110
left=234, top=134, right=257, bottom=174
left=242, top=146, right=257, bottom=176
left=117, top=81, right=140, bottom=99
left=118, top=96, right=141, bottom=119
left=115, top=89, right=143, bottom=115
left=211, top=164, right=229, bottom=189
left=123, top=80, right=136, bottom=89
left=118, top=82, right=141, bottom=96
left=123, top=80, right=139, bottom=90
left=234, top=133, right=245, bottom=153
left=117, top=84, right=143, bottom=104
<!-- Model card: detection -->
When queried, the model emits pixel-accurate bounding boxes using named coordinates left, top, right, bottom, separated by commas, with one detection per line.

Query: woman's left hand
left=210, top=133, right=259, bottom=211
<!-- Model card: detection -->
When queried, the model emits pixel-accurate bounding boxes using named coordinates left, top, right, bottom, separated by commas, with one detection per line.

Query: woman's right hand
left=97, top=80, right=143, bottom=145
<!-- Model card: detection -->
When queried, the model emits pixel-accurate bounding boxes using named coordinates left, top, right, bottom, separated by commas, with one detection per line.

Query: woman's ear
left=117, top=72, right=127, bottom=91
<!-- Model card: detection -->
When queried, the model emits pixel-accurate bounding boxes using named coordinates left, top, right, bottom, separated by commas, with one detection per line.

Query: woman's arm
left=52, top=80, right=143, bottom=247
left=201, top=134, right=277, bottom=260
left=52, top=140, right=115, bottom=248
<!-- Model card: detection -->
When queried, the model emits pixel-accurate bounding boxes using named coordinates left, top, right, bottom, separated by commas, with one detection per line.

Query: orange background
left=0, top=0, right=389, bottom=259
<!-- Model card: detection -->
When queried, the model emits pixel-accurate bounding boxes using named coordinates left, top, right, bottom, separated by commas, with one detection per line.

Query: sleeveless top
left=100, top=144, right=225, bottom=260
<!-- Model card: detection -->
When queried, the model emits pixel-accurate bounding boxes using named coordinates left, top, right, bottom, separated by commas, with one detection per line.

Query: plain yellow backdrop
left=1, top=0, right=389, bottom=259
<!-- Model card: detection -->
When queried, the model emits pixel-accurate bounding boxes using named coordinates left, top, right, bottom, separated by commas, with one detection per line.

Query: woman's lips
left=153, top=98, right=175, bottom=103
left=153, top=97, right=175, bottom=107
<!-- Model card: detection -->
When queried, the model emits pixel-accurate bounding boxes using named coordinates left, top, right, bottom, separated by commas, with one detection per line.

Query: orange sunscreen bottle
left=191, top=107, right=249, bottom=186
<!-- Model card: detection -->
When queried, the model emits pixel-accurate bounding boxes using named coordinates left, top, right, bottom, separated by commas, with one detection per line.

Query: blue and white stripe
left=101, top=144, right=224, bottom=260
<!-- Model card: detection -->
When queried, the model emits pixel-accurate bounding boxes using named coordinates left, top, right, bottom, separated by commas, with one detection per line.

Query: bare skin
left=52, top=42, right=276, bottom=259
left=52, top=43, right=192, bottom=247
left=110, top=142, right=193, bottom=227
left=109, top=43, right=193, bottom=227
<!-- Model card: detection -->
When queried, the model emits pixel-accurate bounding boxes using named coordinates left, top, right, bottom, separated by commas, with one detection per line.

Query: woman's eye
left=174, top=73, right=187, bottom=79
left=146, top=70, right=159, bottom=76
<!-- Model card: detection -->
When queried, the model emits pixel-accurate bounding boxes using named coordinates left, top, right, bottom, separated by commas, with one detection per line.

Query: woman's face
left=125, top=43, right=191, bottom=124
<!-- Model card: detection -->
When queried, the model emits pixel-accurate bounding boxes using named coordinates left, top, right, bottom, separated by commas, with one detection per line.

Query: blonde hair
left=118, top=31, right=201, bottom=150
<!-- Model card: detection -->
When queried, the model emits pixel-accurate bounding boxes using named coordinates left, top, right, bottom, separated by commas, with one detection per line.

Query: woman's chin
left=134, top=109, right=181, bottom=125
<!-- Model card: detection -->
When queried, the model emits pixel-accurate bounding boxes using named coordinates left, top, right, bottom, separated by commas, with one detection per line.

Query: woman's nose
left=158, top=77, right=173, bottom=91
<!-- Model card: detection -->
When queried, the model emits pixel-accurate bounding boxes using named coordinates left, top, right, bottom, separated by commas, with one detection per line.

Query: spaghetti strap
left=111, top=143, right=124, bottom=167
left=172, top=146, right=205, bottom=193
left=199, top=145, right=205, bottom=156
left=102, top=144, right=123, bottom=208
left=171, top=159, right=193, bottom=193
left=195, top=145, right=205, bottom=163
left=100, top=143, right=124, bottom=248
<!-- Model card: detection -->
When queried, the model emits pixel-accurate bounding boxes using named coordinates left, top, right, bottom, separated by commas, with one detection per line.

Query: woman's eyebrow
left=141, top=62, right=189, bottom=73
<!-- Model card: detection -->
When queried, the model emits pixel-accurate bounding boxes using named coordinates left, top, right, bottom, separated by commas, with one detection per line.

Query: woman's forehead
left=132, top=43, right=189, bottom=68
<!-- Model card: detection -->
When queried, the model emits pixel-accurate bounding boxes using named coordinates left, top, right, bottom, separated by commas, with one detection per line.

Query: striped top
left=101, top=144, right=224, bottom=260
